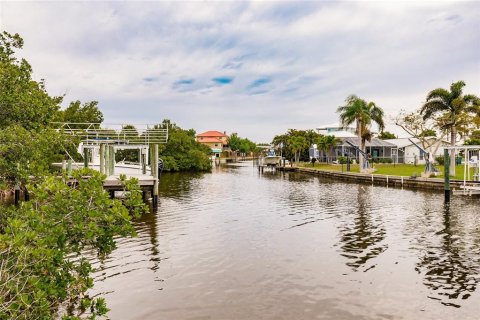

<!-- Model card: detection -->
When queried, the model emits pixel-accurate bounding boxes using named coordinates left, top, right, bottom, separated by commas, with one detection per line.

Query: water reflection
left=90, top=163, right=480, bottom=320
left=336, top=185, right=388, bottom=271
left=413, top=202, right=480, bottom=307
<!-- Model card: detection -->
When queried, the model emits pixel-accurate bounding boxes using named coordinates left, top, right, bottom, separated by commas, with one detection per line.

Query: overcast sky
left=1, top=1, right=479, bottom=142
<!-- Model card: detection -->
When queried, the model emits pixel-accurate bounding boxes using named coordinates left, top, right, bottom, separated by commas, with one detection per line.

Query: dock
left=103, top=174, right=159, bottom=205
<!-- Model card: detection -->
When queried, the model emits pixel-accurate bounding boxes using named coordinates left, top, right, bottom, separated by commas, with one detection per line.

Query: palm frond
left=464, top=94, right=480, bottom=106
left=421, top=100, right=448, bottom=120
left=426, top=88, right=450, bottom=104
left=450, top=80, right=466, bottom=99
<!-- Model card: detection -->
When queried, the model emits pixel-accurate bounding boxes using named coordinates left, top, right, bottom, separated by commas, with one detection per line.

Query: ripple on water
left=89, top=163, right=480, bottom=320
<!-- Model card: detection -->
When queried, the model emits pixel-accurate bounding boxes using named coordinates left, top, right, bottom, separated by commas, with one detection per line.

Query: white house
left=316, top=123, right=357, bottom=138
left=316, top=122, right=379, bottom=138
left=386, top=137, right=450, bottom=164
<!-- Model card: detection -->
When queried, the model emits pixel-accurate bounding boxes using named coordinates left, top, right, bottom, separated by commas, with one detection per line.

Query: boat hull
left=262, top=156, right=281, bottom=166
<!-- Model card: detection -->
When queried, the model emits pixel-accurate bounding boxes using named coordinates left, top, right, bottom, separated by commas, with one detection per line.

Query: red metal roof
left=197, top=130, right=227, bottom=137
left=198, top=137, right=223, bottom=143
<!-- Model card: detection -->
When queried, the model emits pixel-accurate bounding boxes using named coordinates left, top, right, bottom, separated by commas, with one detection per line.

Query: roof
left=317, top=122, right=356, bottom=130
left=197, top=130, right=227, bottom=137
left=323, top=130, right=357, bottom=138
left=198, top=137, right=223, bottom=143
left=386, top=137, right=450, bottom=149
left=339, top=137, right=396, bottom=147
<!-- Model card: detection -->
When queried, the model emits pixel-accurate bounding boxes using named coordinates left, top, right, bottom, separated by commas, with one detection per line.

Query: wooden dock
left=104, top=174, right=158, bottom=205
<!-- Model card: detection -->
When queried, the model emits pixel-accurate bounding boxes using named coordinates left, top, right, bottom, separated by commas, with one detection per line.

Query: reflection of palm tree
left=415, top=204, right=479, bottom=307
left=337, top=186, right=387, bottom=271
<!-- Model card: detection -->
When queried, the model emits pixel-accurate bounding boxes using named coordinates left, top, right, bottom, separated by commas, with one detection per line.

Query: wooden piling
left=14, top=184, right=20, bottom=206
left=24, top=187, right=30, bottom=202
left=105, top=145, right=110, bottom=175
left=444, top=149, right=450, bottom=203
left=83, top=148, right=89, bottom=169
left=109, top=146, right=115, bottom=175
left=67, top=159, right=72, bottom=176
left=142, top=148, right=146, bottom=174
left=153, top=144, right=159, bottom=209
left=100, top=144, right=105, bottom=175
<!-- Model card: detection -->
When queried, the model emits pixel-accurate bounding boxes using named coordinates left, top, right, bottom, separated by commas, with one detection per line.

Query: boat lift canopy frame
left=445, top=145, right=480, bottom=195
left=53, top=122, right=169, bottom=145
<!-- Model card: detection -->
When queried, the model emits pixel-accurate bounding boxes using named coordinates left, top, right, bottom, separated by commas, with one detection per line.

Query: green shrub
left=435, top=155, right=445, bottom=165
left=0, top=169, right=147, bottom=319
left=338, top=156, right=351, bottom=164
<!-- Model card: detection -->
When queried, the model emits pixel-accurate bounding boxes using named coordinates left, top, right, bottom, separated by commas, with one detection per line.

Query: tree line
left=0, top=30, right=209, bottom=319
left=272, top=82, right=480, bottom=173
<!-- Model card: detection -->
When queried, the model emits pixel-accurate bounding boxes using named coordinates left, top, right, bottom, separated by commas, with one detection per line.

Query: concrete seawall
left=277, top=166, right=474, bottom=192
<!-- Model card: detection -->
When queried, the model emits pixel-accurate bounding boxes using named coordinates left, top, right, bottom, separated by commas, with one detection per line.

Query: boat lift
left=407, top=138, right=440, bottom=175
left=344, top=140, right=370, bottom=169
left=445, top=145, right=480, bottom=196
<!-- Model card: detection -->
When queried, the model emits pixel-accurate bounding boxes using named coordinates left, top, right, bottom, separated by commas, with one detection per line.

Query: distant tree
left=228, top=133, right=242, bottom=152
left=0, top=32, right=62, bottom=130
left=155, top=120, right=212, bottom=172
left=289, top=135, right=308, bottom=164
left=378, top=131, right=396, bottom=139
left=58, top=100, right=104, bottom=128
left=418, top=129, right=437, bottom=137
left=316, top=135, right=340, bottom=163
left=421, top=80, right=480, bottom=175
left=394, top=110, right=447, bottom=173
left=337, top=95, right=385, bottom=170
left=272, top=129, right=321, bottom=163
left=464, top=130, right=480, bottom=146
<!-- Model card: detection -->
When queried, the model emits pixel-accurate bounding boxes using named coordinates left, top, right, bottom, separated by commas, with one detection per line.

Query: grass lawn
left=299, top=162, right=477, bottom=181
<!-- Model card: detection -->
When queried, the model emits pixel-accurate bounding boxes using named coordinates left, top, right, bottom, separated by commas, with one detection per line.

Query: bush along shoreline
left=0, top=170, right=148, bottom=319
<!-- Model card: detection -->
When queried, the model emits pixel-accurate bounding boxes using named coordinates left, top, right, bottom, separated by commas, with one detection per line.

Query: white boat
left=262, top=150, right=281, bottom=166
left=52, top=143, right=152, bottom=176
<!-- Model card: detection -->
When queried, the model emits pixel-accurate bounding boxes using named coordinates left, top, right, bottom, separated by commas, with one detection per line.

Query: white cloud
left=1, top=1, right=479, bottom=141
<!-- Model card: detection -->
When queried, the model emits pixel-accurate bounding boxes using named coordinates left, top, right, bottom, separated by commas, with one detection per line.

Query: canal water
left=90, top=162, right=480, bottom=320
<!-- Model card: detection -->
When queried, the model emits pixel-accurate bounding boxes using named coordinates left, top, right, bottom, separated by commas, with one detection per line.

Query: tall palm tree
left=317, top=135, right=340, bottom=163
left=337, top=95, right=385, bottom=170
left=421, top=81, right=480, bottom=175
left=289, top=135, right=307, bottom=164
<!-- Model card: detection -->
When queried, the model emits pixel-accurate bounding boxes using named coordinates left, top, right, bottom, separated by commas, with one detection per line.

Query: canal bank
left=277, top=166, right=478, bottom=192
left=89, top=163, right=480, bottom=320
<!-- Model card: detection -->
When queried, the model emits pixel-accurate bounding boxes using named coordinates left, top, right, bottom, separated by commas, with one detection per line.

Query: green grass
left=299, top=162, right=477, bottom=181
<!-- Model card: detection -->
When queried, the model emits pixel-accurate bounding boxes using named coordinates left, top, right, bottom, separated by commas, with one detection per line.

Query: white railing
left=53, top=123, right=169, bottom=145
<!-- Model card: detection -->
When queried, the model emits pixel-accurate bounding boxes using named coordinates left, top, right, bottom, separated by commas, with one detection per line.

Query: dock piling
left=153, top=144, right=159, bottom=209
left=109, top=146, right=115, bottom=175
left=14, top=184, right=20, bottom=207
left=100, top=144, right=105, bottom=175
left=444, top=149, right=451, bottom=203
left=83, top=148, right=89, bottom=169
left=67, top=159, right=72, bottom=176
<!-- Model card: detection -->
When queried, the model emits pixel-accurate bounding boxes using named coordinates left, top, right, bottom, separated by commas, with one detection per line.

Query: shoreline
left=277, top=166, right=478, bottom=192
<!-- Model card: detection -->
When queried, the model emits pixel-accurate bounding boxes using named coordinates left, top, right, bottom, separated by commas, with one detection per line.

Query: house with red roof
left=196, top=131, right=229, bottom=156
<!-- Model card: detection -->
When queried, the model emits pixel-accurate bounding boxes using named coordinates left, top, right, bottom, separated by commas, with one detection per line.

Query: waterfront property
left=316, top=122, right=358, bottom=138
left=196, top=130, right=229, bottom=157
left=53, top=123, right=168, bottom=208
left=89, top=162, right=480, bottom=320
left=385, top=137, right=450, bottom=164
left=314, top=136, right=396, bottom=163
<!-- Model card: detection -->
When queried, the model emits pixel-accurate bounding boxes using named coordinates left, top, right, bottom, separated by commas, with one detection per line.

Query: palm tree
left=324, top=135, right=340, bottom=162
left=317, top=135, right=340, bottom=163
left=337, top=95, right=385, bottom=170
left=289, top=135, right=307, bottom=164
left=420, top=81, right=480, bottom=175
